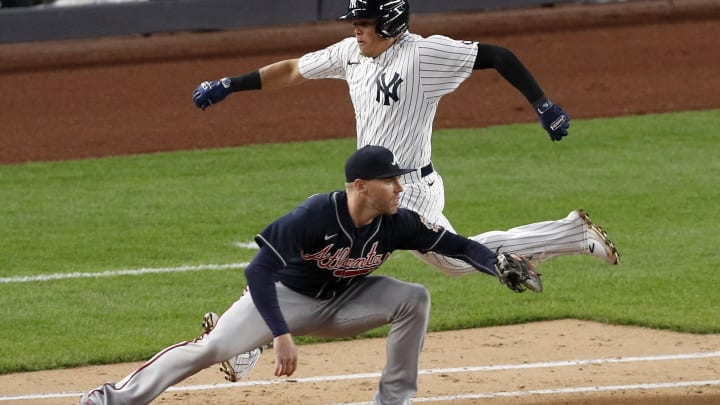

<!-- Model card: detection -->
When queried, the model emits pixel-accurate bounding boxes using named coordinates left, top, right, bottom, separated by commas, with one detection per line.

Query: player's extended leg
left=79, top=293, right=274, bottom=405
left=308, top=276, right=431, bottom=405
left=400, top=172, right=619, bottom=277
left=411, top=210, right=620, bottom=277
left=79, top=294, right=270, bottom=404
left=472, top=209, right=619, bottom=264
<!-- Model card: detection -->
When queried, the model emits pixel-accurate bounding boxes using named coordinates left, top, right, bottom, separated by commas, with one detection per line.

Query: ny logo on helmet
left=349, top=0, right=359, bottom=8
left=376, top=72, right=403, bottom=105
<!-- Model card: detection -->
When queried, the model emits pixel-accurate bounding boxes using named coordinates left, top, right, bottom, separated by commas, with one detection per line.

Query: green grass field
left=1, top=110, right=718, bottom=374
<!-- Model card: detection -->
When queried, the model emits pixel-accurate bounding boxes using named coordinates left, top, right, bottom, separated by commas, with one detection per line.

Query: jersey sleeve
left=430, top=232, right=499, bottom=277
left=248, top=194, right=328, bottom=337
left=418, top=35, right=478, bottom=98
left=390, top=209, right=448, bottom=251
left=244, top=247, right=291, bottom=337
left=392, top=209, right=499, bottom=277
left=298, top=38, right=355, bottom=80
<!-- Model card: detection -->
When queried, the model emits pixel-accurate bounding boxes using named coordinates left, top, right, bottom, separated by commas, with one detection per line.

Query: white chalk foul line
left=234, top=241, right=259, bottom=250
left=417, top=350, right=720, bottom=374
left=0, top=263, right=249, bottom=284
left=2, top=351, right=719, bottom=402
left=1, top=242, right=259, bottom=284
left=332, top=380, right=720, bottom=405
left=5, top=379, right=720, bottom=403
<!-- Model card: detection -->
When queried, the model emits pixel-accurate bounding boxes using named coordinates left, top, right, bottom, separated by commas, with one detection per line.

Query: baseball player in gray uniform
left=79, top=146, right=541, bottom=405
left=192, top=0, right=619, bottom=382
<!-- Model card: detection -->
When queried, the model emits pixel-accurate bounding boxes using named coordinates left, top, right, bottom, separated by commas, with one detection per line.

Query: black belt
left=420, top=162, right=434, bottom=177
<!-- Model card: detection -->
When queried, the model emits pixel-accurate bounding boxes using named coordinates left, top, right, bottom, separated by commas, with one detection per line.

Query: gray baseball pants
left=81, top=276, right=430, bottom=405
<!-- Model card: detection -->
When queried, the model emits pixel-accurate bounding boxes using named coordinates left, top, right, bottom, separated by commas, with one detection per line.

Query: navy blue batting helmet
left=338, top=0, right=409, bottom=39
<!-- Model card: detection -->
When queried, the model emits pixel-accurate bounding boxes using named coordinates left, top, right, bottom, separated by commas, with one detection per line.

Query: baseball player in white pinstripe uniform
left=191, top=0, right=620, bottom=384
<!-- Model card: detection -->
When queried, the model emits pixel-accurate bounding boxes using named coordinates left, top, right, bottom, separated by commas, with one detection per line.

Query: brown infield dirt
left=1, top=0, right=720, bottom=404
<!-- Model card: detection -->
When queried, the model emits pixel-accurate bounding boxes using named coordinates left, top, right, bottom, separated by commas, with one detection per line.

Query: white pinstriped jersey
left=298, top=33, right=478, bottom=171
left=297, top=39, right=598, bottom=274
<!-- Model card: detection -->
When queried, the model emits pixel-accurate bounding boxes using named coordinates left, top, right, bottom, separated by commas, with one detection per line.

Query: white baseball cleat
left=201, top=312, right=265, bottom=382
left=572, top=209, right=620, bottom=265
left=78, top=393, right=94, bottom=405
left=201, top=311, right=220, bottom=335
left=219, top=347, right=264, bottom=382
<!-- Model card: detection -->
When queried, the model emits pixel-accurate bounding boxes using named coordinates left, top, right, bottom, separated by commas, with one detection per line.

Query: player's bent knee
left=406, top=283, right=431, bottom=315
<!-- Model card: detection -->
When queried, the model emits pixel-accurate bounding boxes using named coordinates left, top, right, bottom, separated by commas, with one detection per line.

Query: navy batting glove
left=192, top=77, right=232, bottom=111
left=535, top=99, right=570, bottom=141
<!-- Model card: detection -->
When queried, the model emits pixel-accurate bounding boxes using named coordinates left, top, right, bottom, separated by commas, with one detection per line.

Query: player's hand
left=535, top=99, right=570, bottom=141
left=272, top=333, right=298, bottom=377
left=192, top=77, right=232, bottom=110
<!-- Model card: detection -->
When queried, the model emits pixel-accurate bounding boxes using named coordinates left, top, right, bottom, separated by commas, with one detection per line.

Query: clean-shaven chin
left=389, top=197, right=400, bottom=213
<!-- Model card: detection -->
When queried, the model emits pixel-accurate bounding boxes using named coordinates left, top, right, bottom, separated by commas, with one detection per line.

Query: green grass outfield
left=1, top=110, right=718, bottom=374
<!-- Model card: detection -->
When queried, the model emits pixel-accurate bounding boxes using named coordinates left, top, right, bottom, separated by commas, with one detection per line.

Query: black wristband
left=228, top=70, right=262, bottom=92
left=532, top=96, right=549, bottom=111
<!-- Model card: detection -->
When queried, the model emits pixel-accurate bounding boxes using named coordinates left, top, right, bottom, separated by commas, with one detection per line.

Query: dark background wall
left=0, top=0, right=577, bottom=44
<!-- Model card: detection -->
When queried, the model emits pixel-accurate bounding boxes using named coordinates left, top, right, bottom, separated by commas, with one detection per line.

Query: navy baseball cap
left=345, top=145, right=415, bottom=182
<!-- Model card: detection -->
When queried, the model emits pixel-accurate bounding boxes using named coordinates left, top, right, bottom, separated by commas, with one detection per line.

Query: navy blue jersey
left=255, top=191, right=447, bottom=299
left=248, top=190, right=498, bottom=336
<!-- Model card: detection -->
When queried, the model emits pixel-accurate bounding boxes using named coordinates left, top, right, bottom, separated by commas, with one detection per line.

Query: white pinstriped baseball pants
left=399, top=169, right=588, bottom=277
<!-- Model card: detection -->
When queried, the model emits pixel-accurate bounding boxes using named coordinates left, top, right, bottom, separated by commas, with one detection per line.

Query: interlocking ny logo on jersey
left=376, top=72, right=404, bottom=105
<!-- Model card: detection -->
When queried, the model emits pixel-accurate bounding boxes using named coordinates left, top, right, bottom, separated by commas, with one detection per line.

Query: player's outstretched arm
left=259, top=59, right=305, bottom=90
left=192, top=59, right=305, bottom=110
left=473, top=43, right=570, bottom=141
left=426, top=230, right=542, bottom=293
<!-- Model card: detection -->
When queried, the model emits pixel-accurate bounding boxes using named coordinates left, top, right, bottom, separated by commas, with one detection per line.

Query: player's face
left=364, top=176, right=404, bottom=215
left=351, top=19, right=393, bottom=57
